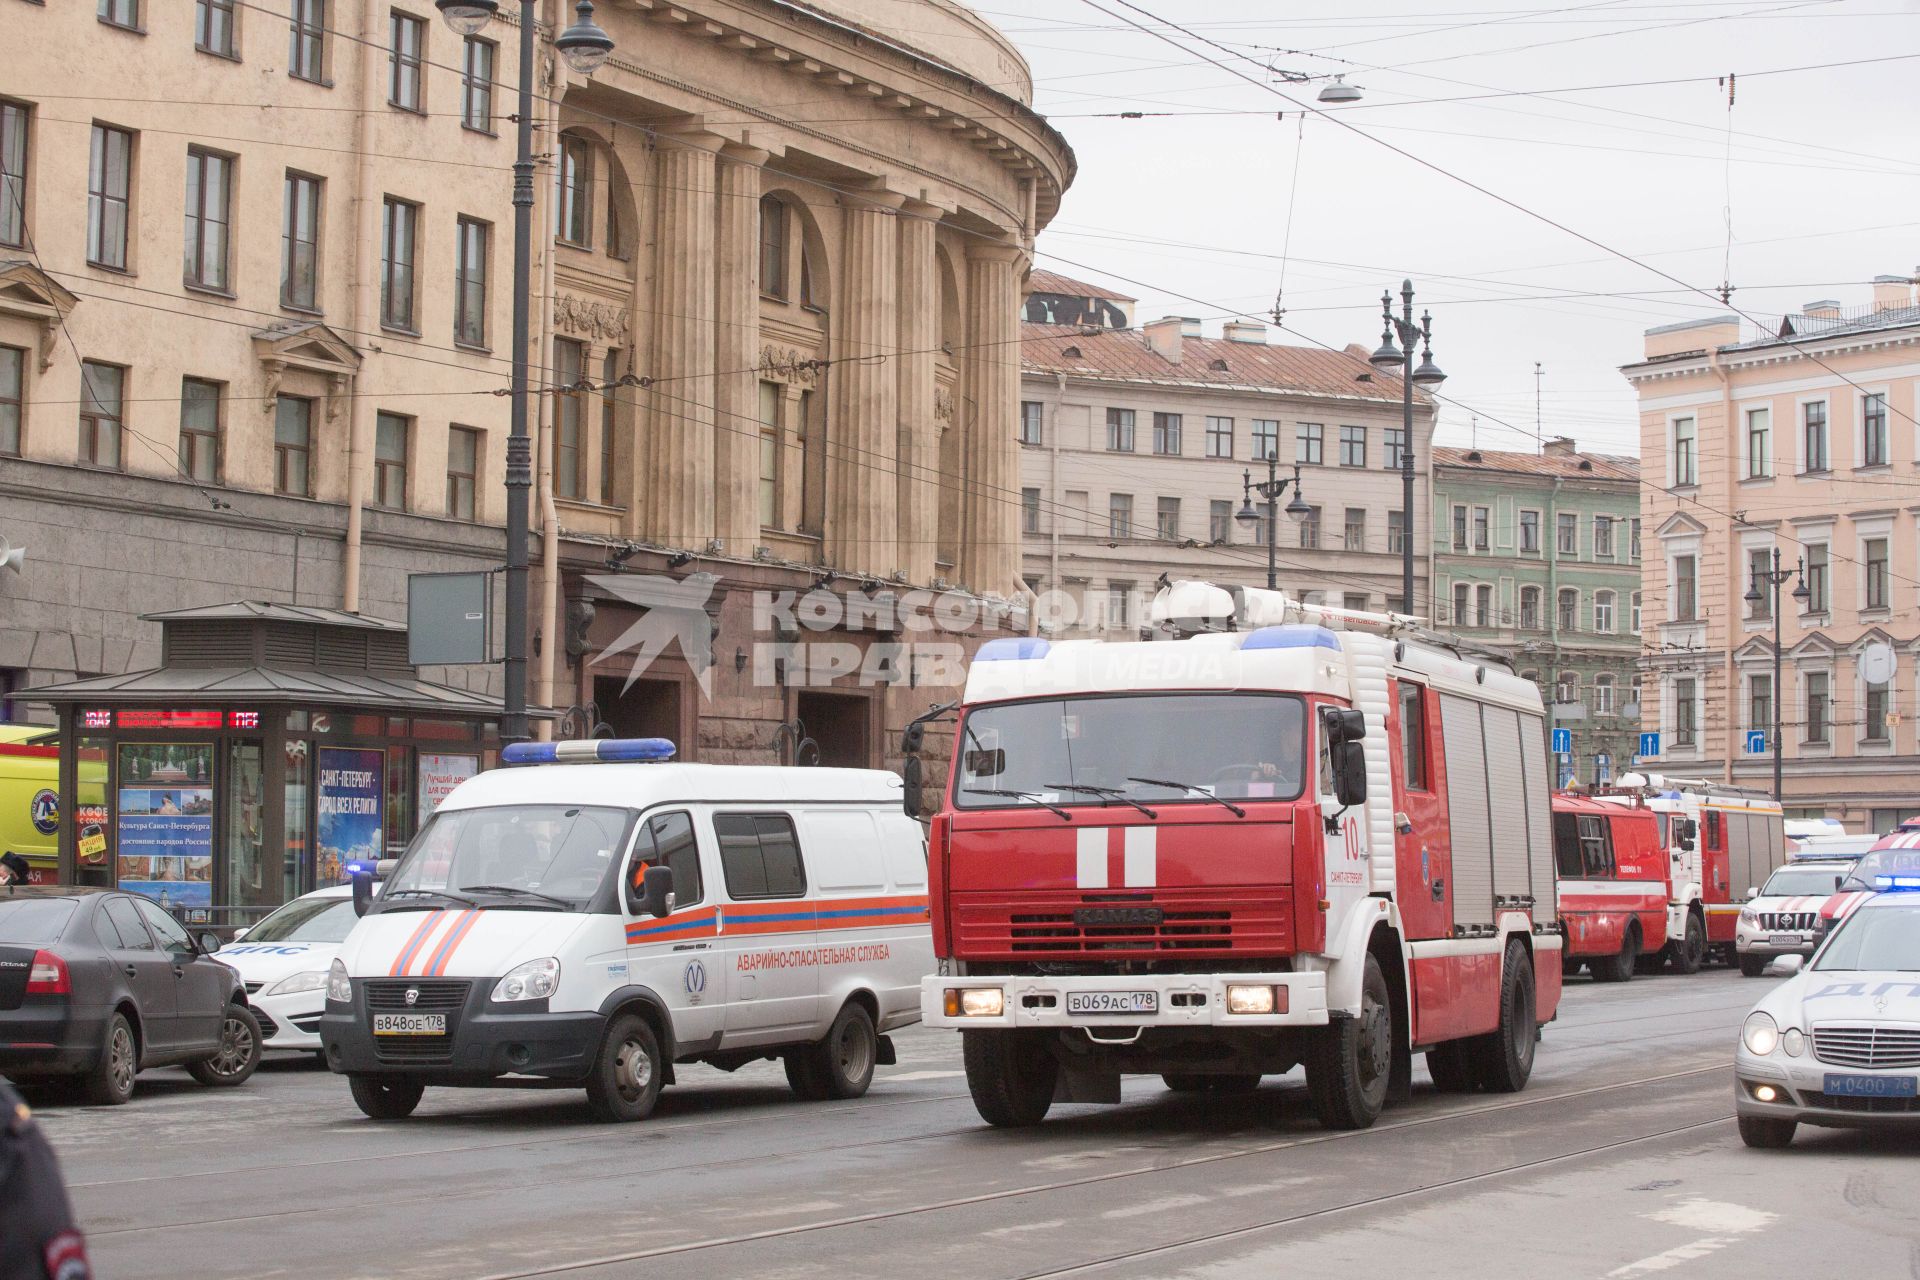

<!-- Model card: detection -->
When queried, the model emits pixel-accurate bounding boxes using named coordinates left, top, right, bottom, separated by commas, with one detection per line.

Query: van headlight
left=492, top=957, right=561, bottom=1002
left=1742, top=1012, right=1779, bottom=1056
left=326, top=959, right=352, bottom=1004
left=265, top=970, right=329, bottom=997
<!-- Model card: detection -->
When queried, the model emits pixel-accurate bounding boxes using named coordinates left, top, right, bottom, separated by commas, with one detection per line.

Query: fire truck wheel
left=1424, top=1041, right=1478, bottom=1093
left=796, top=1002, right=877, bottom=1101
left=1470, top=940, right=1537, bottom=1094
left=1737, top=1115, right=1796, bottom=1149
left=1589, top=925, right=1639, bottom=984
left=1306, top=952, right=1393, bottom=1130
left=1668, top=912, right=1707, bottom=975
left=962, top=1030, right=1057, bottom=1128
left=1162, top=1074, right=1260, bottom=1094
left=1739, top=954, right=1768, bottom=978
left=584, top=1014, right=664, bottom=1123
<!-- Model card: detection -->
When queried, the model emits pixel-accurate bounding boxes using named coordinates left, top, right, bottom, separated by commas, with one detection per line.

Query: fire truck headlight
left=944, top=988, right=1004, bottom=1018
left=1742, top=1012, right=1779, bottom=1056
left=1226, top=984, right=1278, bottom=1015
left=1782, top=1028, right=1805, bottom=1057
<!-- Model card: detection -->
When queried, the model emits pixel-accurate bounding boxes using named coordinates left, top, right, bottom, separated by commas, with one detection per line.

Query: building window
left=1674, top=677, right=1697, bottom=748
left=1018, top=400, right=1042, bottom=446
left=183, top=148, right=232, bottom=291
left=1631, top=590, right=1642, bottom=633
left=1251, top=419, right=1278, bottom=461
left=1297, top=506, right=1321, bottom=550
left=1862, top=393, right=1888, bottom=467
left=1556, top=512, right=1577, bottom=556
left=757, top=195, right=785, bottom=299
left=178, top=377, right=220, bottom=482
left=290, top=0, right=327, bottom=82
left=446, top=425, right=479, bottom=520
left=1387, top=509, right=1405, bottom=555
left=379, top=197, right=418, bottom=330
left=195, top=0, right=237, bottom=56
left=1452, top=582, right=1469, bottom=626
left=461, top=37, right=495, bottom=132
left=1295, top=421, right=1322, bottom=465
left=1595, top=676, right=1615, bottom=716
left=1475, top=583, right=1492, bottom=627
left=1344, top=592, right=1369, bottom=612
left=1555, top=671, right=1578, bottom=704
left=1594, top=590, right=1615, bottom=633
left=98, top=0, right=139, bottom=30
left=273, top=395, right=312, bottom=495
left=1022, top=487, right=1041, bottom=535
left=0, top=101, right=26, bottom=250
left=374, top=411, right=408, bottom=509
left=1744, top=407, right=1770, bottom=478
left=1209, top=500, right=1230, bottom=544
left=1339, top=425, right=1366, bottom=467
left=1630, top=518, right=1641, bottom=561
left=1206, top=415, right=1233, bottom=458
left=78, top=361, right=124, bottom=469
left=599, top=349, right=619, bottom=506
left=556, top=135, right=592, bottom=247
left=1472, top=506, right=1489, bottom=551
left=1519, top=509, right=1539, bottom=554
left=1805, top=672, right=1830, bottom=745
left=1865, top=680, right=1890, bottom=743
left=799, top=247, right=821, bottom=311
left=87, top=124, right=133, bottom=270
left=1108, top=584, right=1132, bottom=629
left=1672, top=416, right=1696, bottom=486
left=1152, top=412, right=1181, bottom=456
left=389, top=12, right=425, bottom=110
left=554, top=337, right=584, bottom=500
left=281, top=171, right=321, bottom=310
left=1108, top=493, right=1133, bottom=539
left=0, top=345, right=21, bottom=456
left=1558, top=587, right=1579, bottom=632
left=1801, top=401, right=1828, bottom=472
left=454, top=215, right=488, bottom=347
left=1803, top=543, right=1828, bottom=612
left=1747, top=547, right=1772, bottom=619
left=1865, top=536, right=1889, bottom=610
left=1672, top=554, right=1697, bottom=621
left=758, top=380, right=779, bottom=527
left=1384, top=426, right=1406, bottom=470
left=1749, top=674, right=1772, bottom=736
left=1344, top=507, right=1366, bottom=551
left=1156, top=496, right=1180, bottom=540
left=1451, top=504, right=1467, bottom=551
left=1106, top=408, right=1135, bottom=452
left=1519, top=585, right=1541, bottom=630
left=1594, top=515, right=1614, bottom=558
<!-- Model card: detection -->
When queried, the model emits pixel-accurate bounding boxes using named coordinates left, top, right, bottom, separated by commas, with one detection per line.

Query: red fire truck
left=1553, top=794, right=1670, bottom=982
left=906, top=583, right=1563, bottom=1132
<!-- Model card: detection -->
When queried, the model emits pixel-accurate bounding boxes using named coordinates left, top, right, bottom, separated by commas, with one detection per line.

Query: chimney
left=1802, top=299, right=1844, bottom=322
left=1177, top=316, right=1202, bottom=338
left=1223, top=321, right=1267, bottom=344
left=1873, top=275, right=1913, bottom=312
left=1143, top=316, right=1184, bottom=364
left=1542, top=436, right=1578, bottom=458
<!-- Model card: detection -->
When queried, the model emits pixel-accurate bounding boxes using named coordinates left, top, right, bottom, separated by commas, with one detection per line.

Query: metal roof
left=1721, top=303, right=1920, bottom=353
left=25, top=665, right=511, bottom=716
left=1027, top=269, right=1138, bottom=303
left=140, top=600, right=407, bottom=631
left=1022, top=324, right=1423, bottom=405
left=1433, top=445, right=1640, bottom=482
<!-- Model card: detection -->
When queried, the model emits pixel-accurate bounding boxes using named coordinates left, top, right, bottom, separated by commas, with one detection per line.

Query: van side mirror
left=638, top=865, right=675, bottom=920
left=902, top=756, right=925, bottom=820
left=351, top=867, right=374, bottom=917
left=1334, top=741, right=1367, bottom=807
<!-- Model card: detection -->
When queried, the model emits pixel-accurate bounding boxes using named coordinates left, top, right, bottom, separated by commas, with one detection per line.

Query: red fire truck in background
left=906, top=583, right=1564, bottom=1132
left=1553, top=794, right=1670, bottom=982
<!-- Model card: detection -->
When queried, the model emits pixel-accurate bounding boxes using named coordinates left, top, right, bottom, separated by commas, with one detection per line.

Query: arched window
left=1557, top=587, right=1580, bottom=632
left=1474, top=582, right=1493, bottom=627
left=556, top=133, right=592, bottom=246
left=758, top=194, right=787, bottom=300
left=1594, top=590, right=1616, bottom=633
left=1452, top=582, right=1469, bottom=625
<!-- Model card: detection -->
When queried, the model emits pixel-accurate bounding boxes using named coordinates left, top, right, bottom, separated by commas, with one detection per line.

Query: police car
left=1734, top=856, right=1858, bottom=977
left=217, top=885, right=363, bottom=1055
left=1734, top=876, right=1920, bottom=1148
left=318, top=739, right=932, bottom=1122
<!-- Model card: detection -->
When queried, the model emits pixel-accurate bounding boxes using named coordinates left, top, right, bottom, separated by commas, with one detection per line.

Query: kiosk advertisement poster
left=418, top=754, right=479, bottom=820
left=318, top=748, right=383, bottom=885
left=116, top=743, right=214, bottom=909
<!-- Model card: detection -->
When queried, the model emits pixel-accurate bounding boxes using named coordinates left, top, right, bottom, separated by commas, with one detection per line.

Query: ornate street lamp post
left=1368, top=281, right=1446, bottom=616
left=1234, top=455, right=1310, bottom=591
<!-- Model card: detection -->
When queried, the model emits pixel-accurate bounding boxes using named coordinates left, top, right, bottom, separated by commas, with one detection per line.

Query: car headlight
left=1738, top=907, right=1757, bottom=925
left=1782, top=1028, right=1805, bottom=1057
left=491, top=957, right=561, bottom=1003
left=325, top=958, right=352, bottom=1004
left=264, top=970, right=330, bottom=998
left=1742, top=1011, right=1779, bottom=1056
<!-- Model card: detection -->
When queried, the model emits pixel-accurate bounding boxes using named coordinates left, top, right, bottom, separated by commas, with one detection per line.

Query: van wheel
left=792, top=1002, right=878, bottom=1101
left=1425, top=1041, right=1478, bottom=1093
left=1739, top=954, right=1768, bottom=978
left=1668, top=912, right=1707, bottom=975
left=83, top=1012, right=138, bottom=1106
left=187, top=1005, right=262, bottom=1087
left=962, top=1030, right=1057, bottom=1127
left=348, top=1074, right=425, bottom=1120
left=1738, top=1114, right=1796, bottom=1148
left=1469, top=940, right=1537, bottom=1093
left=1305, top=951, right=1392, bottom=1130
left=1590, top=926, right=1638, bottom=984
left=584, top=1014, right=664, bottom=1122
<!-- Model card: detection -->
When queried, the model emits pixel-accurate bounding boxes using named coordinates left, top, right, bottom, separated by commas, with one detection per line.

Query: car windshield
left=380, top=804, right=633, bottom=911
left=954, top=693, right=1308, bottom=809
left=246, top=896, right=360, bottom=943
left=1814, top=903, right=1920, bottom=972
left=0, top=898, right=77, bottom=945
left=1761, top=867, right=1849, bottom=896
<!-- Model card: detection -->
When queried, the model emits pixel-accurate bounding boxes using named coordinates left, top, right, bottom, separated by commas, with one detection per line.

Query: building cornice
left=1019, top=367, right=1435, bottom=415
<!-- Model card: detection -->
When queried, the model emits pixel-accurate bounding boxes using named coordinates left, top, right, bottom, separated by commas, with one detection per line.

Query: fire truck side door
left=1390, top=679, right=1450, bottom=941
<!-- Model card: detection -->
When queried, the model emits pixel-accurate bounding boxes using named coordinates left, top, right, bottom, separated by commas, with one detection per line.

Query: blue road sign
left=1551, top=727, right=1573, bottom=754
left=1746, top=729, right=1767, bottom=755
left=1639, top=731, right=1661, bottom=758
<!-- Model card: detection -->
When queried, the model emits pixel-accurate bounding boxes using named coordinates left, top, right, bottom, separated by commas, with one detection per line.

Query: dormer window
left=1062, top=345, right=1081, bottom=358
left=1209, top=358, right=1229, bottom=371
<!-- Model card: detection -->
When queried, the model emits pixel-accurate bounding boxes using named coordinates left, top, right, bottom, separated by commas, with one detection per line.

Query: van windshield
left=954, top=693, right=1308, bottom=809
left=380, top=805, right=634, bottom=911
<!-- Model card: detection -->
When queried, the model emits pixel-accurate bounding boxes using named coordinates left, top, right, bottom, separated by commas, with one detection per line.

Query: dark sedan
left=0, top=887, right=262, bottom=1104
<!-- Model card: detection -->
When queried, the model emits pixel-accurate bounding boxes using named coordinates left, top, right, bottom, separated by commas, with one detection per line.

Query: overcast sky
left=982, top=0, right=1920, bottom=456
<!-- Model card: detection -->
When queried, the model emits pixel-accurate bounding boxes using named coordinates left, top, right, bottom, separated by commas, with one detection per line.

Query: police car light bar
left=501, top=738, right=677, bottom=765
left=1872, top=874, right=1920, bottom=891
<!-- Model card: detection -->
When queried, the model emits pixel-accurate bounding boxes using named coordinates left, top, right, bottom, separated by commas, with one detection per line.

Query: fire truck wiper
left=962, top=788, right=1072, bottom=821
left=1046, top=783, right=1158, bottom=820
left=1124, top=777, right=1246, bottom=819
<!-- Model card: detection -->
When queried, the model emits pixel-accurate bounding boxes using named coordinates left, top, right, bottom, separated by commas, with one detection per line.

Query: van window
left=1552, top=813, right=1615, bottom=878
left=1579, top=816, right=1615, bottom=877
left=1399, top=682, right=1429, bottom=790
left=638, top=811, right=703, bottom=908
left=1553, top=813, right=1583, bottom=879
left=714, top=813, right=807, bottom=900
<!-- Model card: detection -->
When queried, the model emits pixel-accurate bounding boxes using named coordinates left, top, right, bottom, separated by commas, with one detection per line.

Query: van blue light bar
left=502, top=738, right=676, bottom=765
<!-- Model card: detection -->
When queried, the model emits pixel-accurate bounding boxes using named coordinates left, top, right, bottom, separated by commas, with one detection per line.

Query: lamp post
left=1234, top=454, right=1310, bottom=590
left=1368, top=281, right=1446, bottom=616
left=435, top=0, right=615, bottom=743
left=1744, top=546, right=1810, bottom=800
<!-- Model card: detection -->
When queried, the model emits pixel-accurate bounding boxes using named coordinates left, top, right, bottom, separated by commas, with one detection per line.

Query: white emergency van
left=318, top=739, right=932, bottom=1122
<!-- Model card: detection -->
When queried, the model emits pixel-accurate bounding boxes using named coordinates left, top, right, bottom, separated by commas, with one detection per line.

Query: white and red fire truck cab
left=1553, top=794, right=1672, bottom=981
left=916, top=583, right=1563, bottom=1132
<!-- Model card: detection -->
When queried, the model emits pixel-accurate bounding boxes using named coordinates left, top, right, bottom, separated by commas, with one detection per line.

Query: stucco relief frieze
left=759, top=344, right=824, bottom=386
left=553, top=294, right=632, bottom=345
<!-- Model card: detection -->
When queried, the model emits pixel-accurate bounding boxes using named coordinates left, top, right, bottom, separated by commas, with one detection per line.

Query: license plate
left=1066, top=991, right=1157, bottom=1016
left=373, top=1012, right=446, bottom=1036
left=1770, top=933, right=1804, bottom=947
left=1823, top=1073, right=1917, bottom=1098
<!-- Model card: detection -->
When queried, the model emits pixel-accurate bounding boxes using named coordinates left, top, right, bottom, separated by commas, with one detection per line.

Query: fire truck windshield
left=953, top=693, right=1307, bottom=810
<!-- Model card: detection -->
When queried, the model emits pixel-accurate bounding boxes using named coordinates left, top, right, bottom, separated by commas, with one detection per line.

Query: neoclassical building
left=0, top=1, right=1071, bottom=775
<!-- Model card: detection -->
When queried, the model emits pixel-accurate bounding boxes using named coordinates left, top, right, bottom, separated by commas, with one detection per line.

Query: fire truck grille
left=958, top=896, right=1289, bottom=955
left=1812, top=1026, right=1920, bottom=1070
left=1757, top=912, right=1818, bottom=931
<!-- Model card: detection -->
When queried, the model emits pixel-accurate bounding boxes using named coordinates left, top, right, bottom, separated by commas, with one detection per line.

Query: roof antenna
left=1717, top=73, right=1737, bottom=305
left=1534, top=362, right=1544, bottom=454
left=1470, top=415, right=1478, bottom=451
left=1271, top=112, right=1306, bottom=327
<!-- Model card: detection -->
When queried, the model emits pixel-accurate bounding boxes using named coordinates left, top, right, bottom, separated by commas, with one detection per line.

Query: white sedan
left=1734, top=887, right=1920, bottom=1147
left=218, top=887, right=359, bottom=1054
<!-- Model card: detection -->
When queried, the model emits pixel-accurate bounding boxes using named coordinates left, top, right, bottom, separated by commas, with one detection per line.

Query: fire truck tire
left=1161, top=1074, right=1261, bottom=1094
left=963, top=1030, right=1057, bottom=1127
left=1305, top=953, right=1392, bottom=1130
left=793, top=1002, right=877, bottom=1101
left=1739, top=954, right=1768, bottom=978
left=1737, top=1115, right=1796, bottom=1148
left=1589, top=925, right=1639, bottom=984
left=1468, top=940, right=1537, bottom=1093
left=1424, top=1041, right=1478, bottom=1093
left=1668, top=912, right=1707, bottom=975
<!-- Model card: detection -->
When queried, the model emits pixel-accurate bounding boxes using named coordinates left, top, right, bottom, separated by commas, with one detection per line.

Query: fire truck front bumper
left=921, top=971, right=1329, bottom=1030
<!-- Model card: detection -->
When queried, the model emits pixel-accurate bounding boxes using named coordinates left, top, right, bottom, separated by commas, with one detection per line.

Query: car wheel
left=348, top=1074, right=426, bottom=1120
left=1739, top=954, right=1768, bottom=978
left=83, top=1012, right=138, bottom=1106
left=1737, top=1114, right=1796, bottom=1148
left=187, top=1005, right=263, bottom=1087
left=1668, top=912, right=1707, bottom=975
left=584, top=1013, right=664, bottom=1123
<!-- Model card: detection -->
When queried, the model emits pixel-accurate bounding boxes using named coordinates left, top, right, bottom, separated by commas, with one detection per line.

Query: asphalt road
left=23, top=967, right=1920, bottom=1279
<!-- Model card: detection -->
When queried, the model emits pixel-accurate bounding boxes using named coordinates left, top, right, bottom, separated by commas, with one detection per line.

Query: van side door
left=713, top=812, right=821, bottom=1046
left=622, top=810, right=726, bottom=1054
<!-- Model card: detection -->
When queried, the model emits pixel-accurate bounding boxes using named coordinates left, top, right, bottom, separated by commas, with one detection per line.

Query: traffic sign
left=1746, top=729, right=1767, bottom=755
left=1551, top=727, right=1572, bottom=754
left=1638, top=731, right=1660, bottom=758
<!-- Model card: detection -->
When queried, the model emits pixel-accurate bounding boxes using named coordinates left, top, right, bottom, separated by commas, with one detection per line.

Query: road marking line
left=1606, top=1197, right=1778, bottom=1277
left=1101, top=1194, right=1209, bottom=1219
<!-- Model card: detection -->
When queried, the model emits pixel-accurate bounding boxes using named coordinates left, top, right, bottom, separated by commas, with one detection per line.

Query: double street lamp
left=1367, top=281, right=1446, bottom=617
left=1235, top=455, right=1310, bottom=591
left=1744, top=547, right=1810, bottom=799
left=434, top=0, right=617, bottom=743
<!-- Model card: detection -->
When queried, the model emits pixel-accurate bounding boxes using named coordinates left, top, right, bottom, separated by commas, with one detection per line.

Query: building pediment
left=1848, top=627, right=1897, bottom=655
left=251, top=321, right=360, bottom=420
left=1787, top=630, right=1836, bottom=660
left=1656, top=510, right=1709, bottom=538
left=1733, top=635, right=1777, bottom=663
left=0, top=259, right=79, bottom=371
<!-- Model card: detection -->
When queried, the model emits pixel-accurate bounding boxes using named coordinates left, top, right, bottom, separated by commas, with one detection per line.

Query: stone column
left=644, top=132, right=721, bottom=548
left=714, top=143, right=768, bottom=557
left=894, top=201, right=940, bottom=586
left=826, top=191, right=903, bottom=576
left=960, top=243, right=1024, bottom=595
